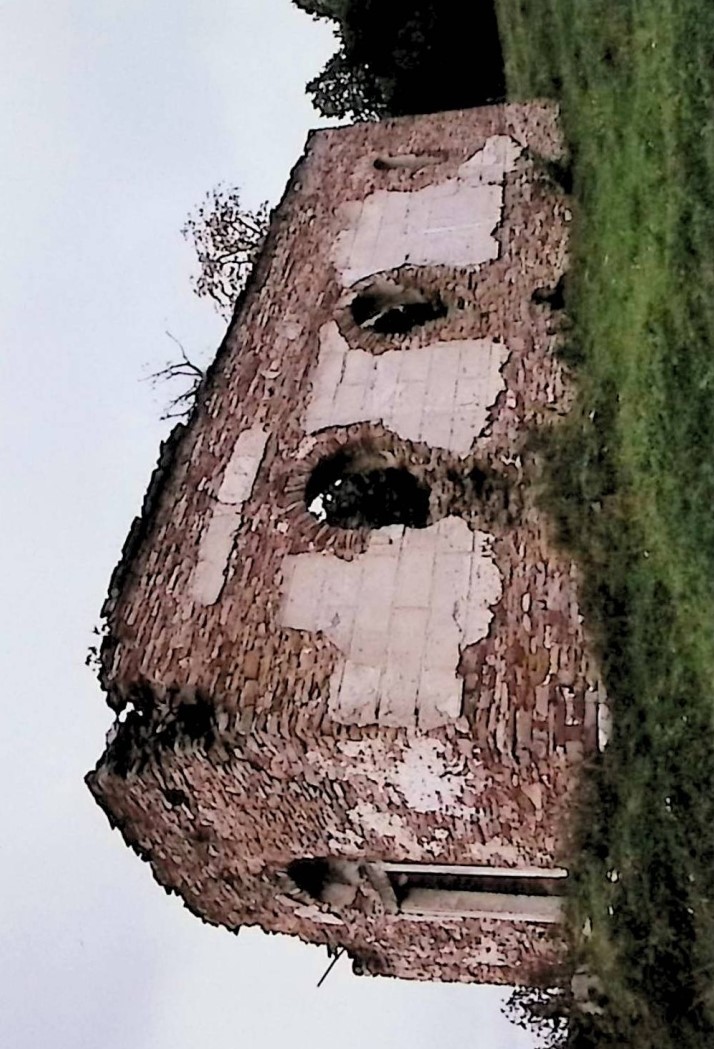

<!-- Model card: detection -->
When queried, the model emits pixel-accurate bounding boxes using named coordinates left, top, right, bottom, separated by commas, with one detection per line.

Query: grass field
left=495, top=1, right=714, bottom=1044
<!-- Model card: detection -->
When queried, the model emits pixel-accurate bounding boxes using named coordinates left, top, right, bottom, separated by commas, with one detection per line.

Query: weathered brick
left=88, top=103, right=604, bottom=988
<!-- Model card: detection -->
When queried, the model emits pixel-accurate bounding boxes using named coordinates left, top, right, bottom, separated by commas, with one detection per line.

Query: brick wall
left=88, top=104, right=606, bottom=984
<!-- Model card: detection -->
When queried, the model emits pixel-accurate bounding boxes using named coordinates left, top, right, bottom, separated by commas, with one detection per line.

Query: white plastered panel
left=191, top=426, right=269, bottom=606
left=332, top=136, right=522, bottom=286
left=305, top=321, right=509, bottom=455
left=280, top=517, right=502, bottom=728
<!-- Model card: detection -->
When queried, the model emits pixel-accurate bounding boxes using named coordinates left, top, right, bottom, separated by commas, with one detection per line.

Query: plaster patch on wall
left=280, top=517, right=502, bottom=728
left=457, top=135, right=523, bottom=184
left=336, top=737, right=473, bottom=816
left=351, top=803, right=422, bottom=856
left=326, top=827, right=366, bottom=853
left=466, top=840, right=525, bottom=866
left=190, top=426, right=269, bottom=606
left=389, top=738, right=468, bottom=812
left=333, top=135, right=522, bottom=285
left=305, top=321, right=509, bottom=455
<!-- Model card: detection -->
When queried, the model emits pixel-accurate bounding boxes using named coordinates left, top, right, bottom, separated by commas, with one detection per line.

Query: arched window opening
left=349, top=278, right=447, bottom=335
left=287, top=858, right=331, bottom=901
left=287, top=858, right=360, bottom=908
left=305, top=448, right=430, bottom=530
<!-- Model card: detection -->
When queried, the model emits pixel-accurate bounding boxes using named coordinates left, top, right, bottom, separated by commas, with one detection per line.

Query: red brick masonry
left=88, top=104, right=605, bottom=984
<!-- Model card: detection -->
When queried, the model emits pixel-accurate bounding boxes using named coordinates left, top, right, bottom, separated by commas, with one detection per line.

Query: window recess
left=380, top=862, right=568, bottom=924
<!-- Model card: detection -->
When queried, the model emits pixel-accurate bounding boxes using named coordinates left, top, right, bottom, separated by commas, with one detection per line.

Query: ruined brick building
left=88, top=103, right=609, bottom=985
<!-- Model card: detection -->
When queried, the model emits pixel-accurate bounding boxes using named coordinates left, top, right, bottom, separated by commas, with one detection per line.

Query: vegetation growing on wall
left=182, top=184, right=269, bottom=320
left=152, top=187, right=269, bottom=420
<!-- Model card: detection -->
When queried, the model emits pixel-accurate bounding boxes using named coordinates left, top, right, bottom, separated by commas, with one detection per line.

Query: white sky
left=0, top=2, right=535, bottom=1046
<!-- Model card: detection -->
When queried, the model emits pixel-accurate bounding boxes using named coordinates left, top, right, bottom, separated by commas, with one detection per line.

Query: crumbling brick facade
left=88, top=104, right=607, bottom=985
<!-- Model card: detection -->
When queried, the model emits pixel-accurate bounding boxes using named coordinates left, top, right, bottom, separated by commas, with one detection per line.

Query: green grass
left=495, top=1, right=714, bottom=1044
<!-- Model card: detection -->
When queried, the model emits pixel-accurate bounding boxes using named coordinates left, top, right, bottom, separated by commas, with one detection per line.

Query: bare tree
left=182, top=184, right=269, bottom=319
left=147, top=331, right=207, bottom=421
left=148, top=186, right=270, bottom=421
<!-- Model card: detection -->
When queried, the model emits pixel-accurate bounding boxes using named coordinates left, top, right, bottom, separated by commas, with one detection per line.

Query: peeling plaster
left=332, top=136, right=522, bottom=286
left=305, top=321, right=509, bottom=455
left=597, top=696, right=612, bottom=750
left=351, top=803, right=423, bottom=855
left=281, top=517, right=502, bottom=728
left=190, top=426, right=268, bottom=606
left=465, top=840, right=528, bottom=866
left=302, top=737, right=477, bottom=819
left=334, top=737, right=475, bottom=817
left=389, top=738, right=468, bottom=813
left=326, top=827, right=365, bottom=853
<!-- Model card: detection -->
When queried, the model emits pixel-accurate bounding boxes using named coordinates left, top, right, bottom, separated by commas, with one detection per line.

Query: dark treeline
left=293, top=0, right=505, bottom=120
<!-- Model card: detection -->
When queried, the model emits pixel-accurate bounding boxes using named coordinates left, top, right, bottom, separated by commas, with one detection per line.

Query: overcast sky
left=1, top=2, right=534, bottom=1046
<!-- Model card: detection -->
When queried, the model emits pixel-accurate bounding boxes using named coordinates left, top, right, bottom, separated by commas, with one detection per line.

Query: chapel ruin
left=88, top=103, right=608, bottom=984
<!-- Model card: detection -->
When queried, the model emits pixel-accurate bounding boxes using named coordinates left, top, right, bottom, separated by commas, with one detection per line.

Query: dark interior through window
left=305, top=448, right=430, bottom=530
left=387, top=868, right=568, bottom=907
left=350, top=282, right=447, bottom=335
left=287, top=858, right=331, bottom=900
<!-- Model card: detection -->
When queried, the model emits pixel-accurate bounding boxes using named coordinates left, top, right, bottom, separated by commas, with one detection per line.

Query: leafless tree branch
left=149, top=185, right=270, bottom=421
left=145, top=331, right=207, bottom=421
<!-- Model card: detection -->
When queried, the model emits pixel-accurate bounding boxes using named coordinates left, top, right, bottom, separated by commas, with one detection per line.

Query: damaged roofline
left=97, top=132, right=324, bottom=709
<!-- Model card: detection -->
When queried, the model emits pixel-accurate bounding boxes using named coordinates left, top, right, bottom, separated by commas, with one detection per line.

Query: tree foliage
left=182, top=184, right=269, bottom=320
left=502, top=957, right=618, bottom=1049
left=292, top=0, right=348, bottom=18
left=504, top=981, right=571, bottom=1049
left=148, top=186, right=269, bottom=421
left=306, top=48, right=385, bottom=121
left=293, top=0, right=505, bottom=120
